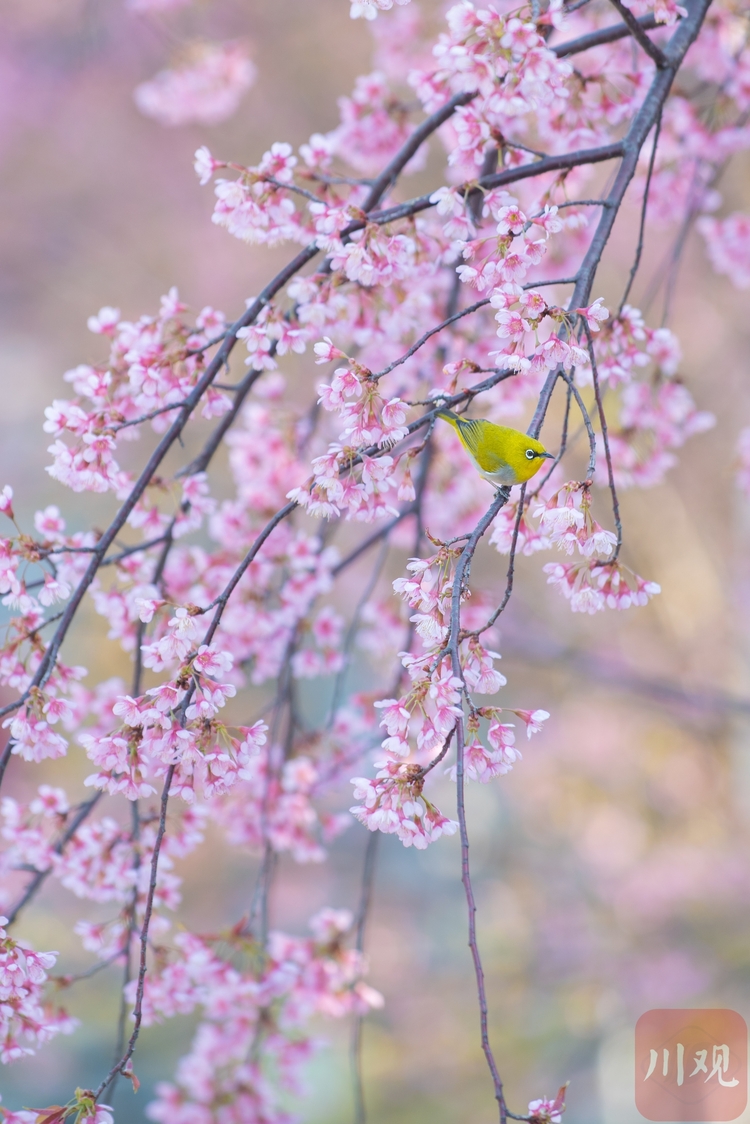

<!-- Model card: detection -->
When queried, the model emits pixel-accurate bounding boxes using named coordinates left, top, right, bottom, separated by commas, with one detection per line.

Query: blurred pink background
left=3, top=2, right=750, bottom=1122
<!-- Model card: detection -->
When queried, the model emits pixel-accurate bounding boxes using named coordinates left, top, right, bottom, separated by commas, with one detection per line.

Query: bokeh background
left=2, top=1, right=750, bottom=1121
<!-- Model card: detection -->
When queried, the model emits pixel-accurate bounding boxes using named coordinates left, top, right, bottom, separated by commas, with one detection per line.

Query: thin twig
left=448, top=488, right=512, bottom=1123
left=619, top=111, right=663, bottom=313
left=468, top=484, right=528, bottom=639
left=417, top=726, right=457, bottom=780
left=104, top=796, right=142, bottom=1103
left=94, top=764, right=176, bottom=1099
left=111, top=400, right=188, bottom=433
left=583, top=323, right=623, bottom=558
left=52, top=946, right=127, bottom=986
left=527, top=382, right=573, bottom=499
left=560, top=372, right=597, bottom=480
left=372, top=298, right=490, bottom=381
left=331, top=505, right=416, bottom=578
left=328, top=537, right=391, bottom=725
left=605, top=0, right=668, bottom=67
left=351, top=831, right=380, bottom=1124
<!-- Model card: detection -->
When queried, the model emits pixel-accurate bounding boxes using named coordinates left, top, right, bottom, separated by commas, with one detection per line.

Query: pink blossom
left=448, top=733, right=518, bottom=782
left=528, top=1096, right=563, bottom=1124
left=512, top=709, right=551, bottom=737
left=576, top=297, right=609, bottom=331
left=314, top=337, right=346, bottom=364
left=34, top=505, right=65, bottom=539
left=87, top=306, right=121, bottom=335
left=0, top=486, right=14, bottom=519
left=38, top=573, right=72, bottom=606
left=0, top=916, right=72, bottom=1062
left=350, top=0, right=412, bottom=19
left=328, top=71, right=423, bottom=176
left=300, top=132, right=335, bottom=168
left=698, top=212, right=750, bottom=288
left=135, top=43, right=256, bottom=127
left=351, top=762, right=458, bottom=848
left=4, top=713, right=68, bottom=763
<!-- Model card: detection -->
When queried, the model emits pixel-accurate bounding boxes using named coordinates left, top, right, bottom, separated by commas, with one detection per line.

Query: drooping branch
left=447, top=487, right=513, bottom=1124
left=605, top=0, right=668, bottom=66
left=93, top=764, right=176, bottom=1098
left=527, top=0, right=712, bottom=440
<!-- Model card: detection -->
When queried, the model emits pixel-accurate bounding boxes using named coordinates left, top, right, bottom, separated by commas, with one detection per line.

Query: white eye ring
left=525, top=449, right=535, bottom=460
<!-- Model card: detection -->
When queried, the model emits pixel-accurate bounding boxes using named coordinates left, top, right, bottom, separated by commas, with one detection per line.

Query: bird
left=436, top=408, right=555, bottom=487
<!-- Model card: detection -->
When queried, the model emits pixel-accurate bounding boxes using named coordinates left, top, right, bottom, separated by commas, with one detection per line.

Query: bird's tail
left=435, top=407, right=461, bottom=429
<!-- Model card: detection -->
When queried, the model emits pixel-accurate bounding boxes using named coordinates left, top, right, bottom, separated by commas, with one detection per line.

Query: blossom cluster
left=45, top=291, right=230, bottom=496
left=351, top=545, right=549, bottom=847
left=134, top=43, right=256, bottom=127
left=143, top=909, right=382, bottom=1124
left=0, top=916, right=73, bottom=1063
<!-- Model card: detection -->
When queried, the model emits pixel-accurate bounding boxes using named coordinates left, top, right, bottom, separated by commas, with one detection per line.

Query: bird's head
left=521, top=435, right=555, bottom=465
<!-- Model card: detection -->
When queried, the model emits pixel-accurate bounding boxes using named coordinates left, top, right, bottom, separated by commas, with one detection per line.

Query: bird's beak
left=540, top=451, right=556, bottom=460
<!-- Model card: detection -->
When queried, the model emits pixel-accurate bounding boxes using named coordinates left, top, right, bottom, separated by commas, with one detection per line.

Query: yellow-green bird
left=437, top=408, right=555, bottom=487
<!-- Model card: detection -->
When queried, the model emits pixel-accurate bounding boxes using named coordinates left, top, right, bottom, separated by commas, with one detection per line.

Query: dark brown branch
left=527, top=0, right=711, bottom=441
left=361, top=91, right=477, bottom=212
left=552, top=12, right=661, bottom=57
left=0, top=244, right=321, bottom=782
left=362, top=142, right=625, bottom=232
left=605, top=0, right=668, bottom=66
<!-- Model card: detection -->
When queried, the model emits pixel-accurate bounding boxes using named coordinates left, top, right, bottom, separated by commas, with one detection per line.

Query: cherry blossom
left=0, top=917, right=73, bottom=1062
left=698, top=212, right=750, bottom=289
left=134, top=43, right=256, bottom=127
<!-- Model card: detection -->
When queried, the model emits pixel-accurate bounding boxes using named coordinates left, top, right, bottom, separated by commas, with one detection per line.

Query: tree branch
left=605, top=0, right=669, bottom=66
left=552, top=12, right=662, bottom=57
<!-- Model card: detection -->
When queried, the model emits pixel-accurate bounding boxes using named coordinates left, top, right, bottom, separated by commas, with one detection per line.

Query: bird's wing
left=473, top=446, right=511, bottom=474
left=456, top=420, right=509, bottom=475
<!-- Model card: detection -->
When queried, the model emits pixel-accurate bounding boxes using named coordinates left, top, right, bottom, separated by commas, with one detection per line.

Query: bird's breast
left=469, top=451, right=517, bottom=485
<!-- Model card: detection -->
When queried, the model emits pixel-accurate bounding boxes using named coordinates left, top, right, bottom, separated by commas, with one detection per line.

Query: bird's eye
left=525, top=448, right=535, bottom=460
